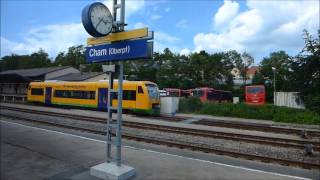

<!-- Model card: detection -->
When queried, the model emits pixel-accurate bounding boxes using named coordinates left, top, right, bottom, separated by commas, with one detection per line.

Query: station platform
left=2, top=103, right=319, bottom=142
left=1, top=120, right=318, bottom=180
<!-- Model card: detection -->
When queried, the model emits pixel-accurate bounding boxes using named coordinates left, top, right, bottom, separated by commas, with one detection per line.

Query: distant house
left=246, top=66, right=259, bottom=79
left=231, top=66, right=260, bottom=86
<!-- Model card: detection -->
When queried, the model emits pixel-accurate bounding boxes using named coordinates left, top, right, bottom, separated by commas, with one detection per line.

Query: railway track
left=1, top=106, right=320, bottom=151
left=1, top=112, right=319, bottom=170
left=5, top=103, right=320, bottom=137
left=194, top=119, right=320, bottom=138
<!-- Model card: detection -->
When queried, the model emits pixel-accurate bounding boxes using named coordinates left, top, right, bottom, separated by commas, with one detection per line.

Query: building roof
left=0, top=73, right=32, bottom=83
left=48, top=72, right=105, bottom=81
left=247, top=66, right=260, bottom=76
left=0, top=66, right=71, bottom=77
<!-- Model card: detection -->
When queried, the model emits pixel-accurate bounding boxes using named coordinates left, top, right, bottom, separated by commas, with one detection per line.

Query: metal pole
left=273, top=69, right=276, bottom=104
left=120, top=0, right=125, bottom=32
left=107, top=71, right=113, bottom=162
left=116, top=62, right=123, bottom=166
left=113, top=0, right=117, bottom=32
left=113, top=0, right=125, bottom=167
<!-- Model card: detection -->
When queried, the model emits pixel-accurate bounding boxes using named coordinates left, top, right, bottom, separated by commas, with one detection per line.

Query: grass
left=178, top=98, right=320, bottom=125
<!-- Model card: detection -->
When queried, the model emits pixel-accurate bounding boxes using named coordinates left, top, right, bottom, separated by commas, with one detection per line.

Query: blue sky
left=1, top=0, right=319, bottom=63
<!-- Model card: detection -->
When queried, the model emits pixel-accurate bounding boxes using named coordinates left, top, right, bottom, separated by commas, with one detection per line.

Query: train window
left=192, top=90, right=204, bottom=97
left=146, top=84, right=159, bottom=99
left=124, top=90, right=136, bottom=100
left=114, top=90, right=136, bottom=100
left=138, top=86, right=144, bottom=94
left=31, top=88, right=44, bottom=95
left=54, top=90, right=95, bottom=100
left=247, top=87, right=264, bottom=94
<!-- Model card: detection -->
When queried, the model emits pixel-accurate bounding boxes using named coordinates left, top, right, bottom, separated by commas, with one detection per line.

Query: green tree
left=240, top=52, right=254, bottom=86
left=224, top=50, right=254, bottom=86
left=256, top=51, right=291, bottom=102
left=54, top=45, right=86, bottom=69
left=290, top=30, right=320, bottom=112
left=30, top=49, right=51, bottom=68
left=0, top=49, right=51, bottom=71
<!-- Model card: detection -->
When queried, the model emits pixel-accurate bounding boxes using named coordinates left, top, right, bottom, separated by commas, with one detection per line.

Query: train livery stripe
left=52, top=102, right=97, bottom=108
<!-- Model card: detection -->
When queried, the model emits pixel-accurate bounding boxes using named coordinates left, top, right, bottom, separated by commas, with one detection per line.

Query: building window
left=31, top=88, right=44, bottom=95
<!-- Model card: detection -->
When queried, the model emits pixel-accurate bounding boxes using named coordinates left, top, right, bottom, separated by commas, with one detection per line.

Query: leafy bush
left=178, top=97, right=202, bottom=113
left=182, top=102, right=319, bottom=125
left=232, top=87, right=244, bottom=102
left=132, top=108, right=159, bottom=115
left=304, top=93, right=320, bottom=114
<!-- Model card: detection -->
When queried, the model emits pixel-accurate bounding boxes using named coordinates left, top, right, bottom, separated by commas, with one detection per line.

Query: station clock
left=82, top=2, right=113, bottom=37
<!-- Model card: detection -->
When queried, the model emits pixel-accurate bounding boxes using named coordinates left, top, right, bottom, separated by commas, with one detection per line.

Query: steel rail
left=1, top=106, right=320, bottom=151
left=3, top=103, right=319, bottom=137
left=1, top=113, right=319, bottom=170
left=195, top=119, right=320, bottom=138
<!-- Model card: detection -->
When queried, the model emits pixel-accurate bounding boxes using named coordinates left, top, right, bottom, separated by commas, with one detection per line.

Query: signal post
left=81, top=0, right=153, bottom=179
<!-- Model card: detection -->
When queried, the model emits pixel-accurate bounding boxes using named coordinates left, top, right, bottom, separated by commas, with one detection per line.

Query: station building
left=0, top=66, right=107, bottom=102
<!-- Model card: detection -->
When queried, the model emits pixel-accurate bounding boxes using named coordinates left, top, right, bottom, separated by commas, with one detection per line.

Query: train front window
left=146, top=84, right=159, bottom=99
left=247, top=87, right=264, bottom=94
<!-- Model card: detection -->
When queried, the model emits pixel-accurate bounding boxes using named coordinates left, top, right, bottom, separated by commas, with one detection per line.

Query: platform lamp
left=272, top=67, right=276, bottom=104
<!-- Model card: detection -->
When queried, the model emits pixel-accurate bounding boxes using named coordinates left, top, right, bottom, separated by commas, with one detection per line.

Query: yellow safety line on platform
left=87, top=28, right=148, bottom=45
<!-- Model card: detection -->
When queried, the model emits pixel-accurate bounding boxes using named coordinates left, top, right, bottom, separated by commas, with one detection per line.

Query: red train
left=245, top=85, right=266, bottom=105
left=164, top=88, right=182, bottom=97
left=190, top=87, right=232, bottom=103
left=163, top=87, right=232, bottom=103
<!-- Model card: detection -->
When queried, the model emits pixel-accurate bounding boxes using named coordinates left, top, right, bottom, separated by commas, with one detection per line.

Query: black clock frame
left=82, top=2, right=112, bottom=38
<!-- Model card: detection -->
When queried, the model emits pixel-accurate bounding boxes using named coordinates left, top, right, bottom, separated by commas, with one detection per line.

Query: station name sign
left=86, top=39, right=150, bottom=63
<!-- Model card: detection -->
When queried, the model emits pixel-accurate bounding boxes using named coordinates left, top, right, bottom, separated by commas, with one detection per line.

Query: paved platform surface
left=2, top=103, right=318, bottom=142
left=1, top=120, right=318, bottom=180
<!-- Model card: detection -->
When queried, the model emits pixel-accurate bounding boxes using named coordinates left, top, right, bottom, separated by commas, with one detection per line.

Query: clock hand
left=103, top=19, right=110, bottom=25
left=95, top=18, right=103, bottom=29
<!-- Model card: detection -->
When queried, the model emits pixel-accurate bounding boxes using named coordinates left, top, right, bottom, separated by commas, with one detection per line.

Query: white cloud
left=150, top=14, right=162, bottom=20
left=194, top=0, right=319, bottom=61
left=1, top=37, right=21, bottom=56
left=154, top=31, right=180, bottom=53
left=214, top=0, right=239, bottom=29
left=102, top=0, right=145, bottom=19
left=1, top=1, right=146, bottom=58
left=1, top=23, right=87, bottom=58
left=155, top=32, right=180, bottom=44
left=133, top=22, right=147, bottom=29
left=176, top=19, right=188, bottom=29
left=180, top=48, right=191, bottom=56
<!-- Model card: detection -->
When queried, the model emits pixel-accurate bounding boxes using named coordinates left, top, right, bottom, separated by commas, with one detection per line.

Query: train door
left=136, top=84, right=146, bottom=109
left=98, top=88, right=108, bottom=110
left=45, top=87, right=52, bottom=105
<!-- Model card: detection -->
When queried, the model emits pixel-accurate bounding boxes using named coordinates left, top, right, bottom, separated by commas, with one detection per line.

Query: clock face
left=90, top=4, right=112, bottom=35
left=82, top=2, right=113, bottom=37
